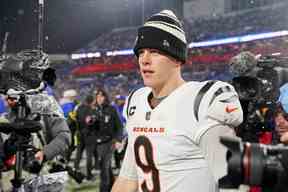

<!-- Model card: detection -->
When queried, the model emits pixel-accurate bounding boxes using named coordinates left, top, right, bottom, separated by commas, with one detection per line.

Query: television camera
left=0, top=50, right=85, bottom=192
left=229, top=52, right=281, bottom=142
left=0, top=83, right=50, bottom=190
left=219, top=136, right=288, bottom=191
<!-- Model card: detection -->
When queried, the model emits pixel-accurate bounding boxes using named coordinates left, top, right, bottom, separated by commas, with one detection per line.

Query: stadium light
left=188, top=30, right=288, bottom=48
left=72, top=30, right=288, bottom=58
left=106, top=49, right=134, bottom=56
left=71, top=52, right=101, bottom=60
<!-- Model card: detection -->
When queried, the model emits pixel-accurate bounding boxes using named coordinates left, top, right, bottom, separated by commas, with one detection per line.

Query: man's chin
left=143, top=81, right=154, bottom=88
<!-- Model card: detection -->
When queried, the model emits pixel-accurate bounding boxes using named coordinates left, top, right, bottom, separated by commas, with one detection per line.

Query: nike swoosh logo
left=225, top=106, right=238, bottom=113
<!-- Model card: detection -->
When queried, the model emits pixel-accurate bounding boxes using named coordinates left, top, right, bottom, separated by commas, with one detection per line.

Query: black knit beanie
left=133, top=10, right=187, bottom=63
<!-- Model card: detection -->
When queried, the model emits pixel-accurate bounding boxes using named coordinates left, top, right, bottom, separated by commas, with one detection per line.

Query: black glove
left=23, top=149, right=43, bottom=174
left=3, top=135, right=17, bottom=157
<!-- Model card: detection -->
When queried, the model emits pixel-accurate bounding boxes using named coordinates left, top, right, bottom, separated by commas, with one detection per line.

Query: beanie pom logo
left=163, top=40, right=170, bottom=48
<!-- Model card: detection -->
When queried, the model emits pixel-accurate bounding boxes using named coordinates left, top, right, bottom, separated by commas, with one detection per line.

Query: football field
left=1, top=170, right=101, bottom=192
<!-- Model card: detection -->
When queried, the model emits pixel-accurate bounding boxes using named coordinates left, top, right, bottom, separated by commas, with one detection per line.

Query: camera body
left=220, top=136, right=288, bottom=189
left=231, top=56, right=279, bottom=142
left=86, top=114, right=100, bottom=126
left=22, top=148, right=42, bottom=174
left=86, top=107, right=103, bottom=128
left=0, top=94, right=44, bottom=174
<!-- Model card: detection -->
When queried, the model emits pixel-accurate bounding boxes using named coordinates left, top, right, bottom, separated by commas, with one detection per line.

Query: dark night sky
left=0, top=0, right=143, bottom=54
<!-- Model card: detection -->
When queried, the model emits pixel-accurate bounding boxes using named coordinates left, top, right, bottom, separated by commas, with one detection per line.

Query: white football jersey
left=119, top=81, right=243, bottom=192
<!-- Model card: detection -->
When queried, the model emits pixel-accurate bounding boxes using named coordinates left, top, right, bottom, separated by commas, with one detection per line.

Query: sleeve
left=199, top=124, right=238, bottom=182
left=123, top=89, right=138, bottom=120
left=42, top=116, right=71, bottom=160
left=206, top=82, right=243, bottom=127
left=192, top=81, right=243, bottom=144
left=118, top=138, right=138, bottom=181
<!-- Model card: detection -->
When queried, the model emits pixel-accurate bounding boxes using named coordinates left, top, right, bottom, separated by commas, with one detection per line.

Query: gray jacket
left=41, top=115, right=71, bottom=160
left=6, top=93, right=72, bottom=161
left=5, top=113, right=71, bottom=161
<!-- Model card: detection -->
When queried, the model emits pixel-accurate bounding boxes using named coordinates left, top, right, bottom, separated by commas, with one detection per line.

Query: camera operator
left=229, top=51, right=278, bottom=143
left=270, top=85, right=288, bottom=192
left=0, top=50, right=71, bottom=173
left=219, top=84, right=288, bottom=192
left=86, top=88, right=123, bottom=192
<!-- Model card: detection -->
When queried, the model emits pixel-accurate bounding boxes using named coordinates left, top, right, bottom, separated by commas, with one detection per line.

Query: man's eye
left=138, top=50, right=144, bottom=56
left=150, top=49, right=160, bottom=54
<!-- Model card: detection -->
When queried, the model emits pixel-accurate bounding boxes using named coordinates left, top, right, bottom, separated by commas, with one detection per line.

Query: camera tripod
left=0, top=93, right=43, bottom=192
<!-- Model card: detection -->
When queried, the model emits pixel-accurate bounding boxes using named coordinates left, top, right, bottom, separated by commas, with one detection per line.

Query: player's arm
left=112, top=137, right=139, bottom=192
left=112, top=95, right=139, bottom=191
left=196, top=81, right=243, bottom=180
left=206, top=82, right=243, bottom=127
left=112, top=177, right=138, bottom=192
left=112, top=89, right=139, bottom=192
left=199, top=124, right=236, bottom=181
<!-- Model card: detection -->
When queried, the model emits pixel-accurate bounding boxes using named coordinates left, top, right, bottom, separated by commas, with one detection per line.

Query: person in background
left=0, top=96, right=7, bottom=116
left=0, top=50, right=71, bottom=172
left=60, top=89, right=79, bottom=162
left=74, top=94, right=94, bottom=171
left=265, top=84, right=288, bottom=192
left=112, top=10, right=243, bottom=192
left=60, top=89, right=78, bottom=118
left=275, top=83, right=288, bottom=144
left=112, top=95, right=127, bottom=170
left=87, top=88, right=123, bottom=191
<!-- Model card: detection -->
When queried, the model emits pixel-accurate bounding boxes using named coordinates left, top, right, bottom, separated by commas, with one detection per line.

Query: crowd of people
left=73, top=1, right=288, bottom=53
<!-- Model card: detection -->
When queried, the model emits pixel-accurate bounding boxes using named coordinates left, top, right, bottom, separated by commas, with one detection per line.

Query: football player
left=112, top=10, right=243, bottom=192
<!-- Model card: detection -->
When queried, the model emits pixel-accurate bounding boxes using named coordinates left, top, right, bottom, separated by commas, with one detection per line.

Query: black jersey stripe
left=209, top=85, right=232, bottom=106
left=194, top=81, right=216, bottom=121
left=126, top=88, right=138, bottom=118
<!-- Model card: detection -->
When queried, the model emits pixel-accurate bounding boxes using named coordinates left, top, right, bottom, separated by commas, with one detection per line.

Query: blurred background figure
left=0, top=96, right=7, bottom=116
left=74, top=94, right=94, bottom=171
left=254, top=83, right=288, bottom=192
left=112, top=95, right=126, bottom=170
left=85, top=88, right=123, bottom=192
left=60, top=89, right=79, bottom=118
left=275, top=82, right=288, bottom=144
left=60, top=89, right=79, bottom=163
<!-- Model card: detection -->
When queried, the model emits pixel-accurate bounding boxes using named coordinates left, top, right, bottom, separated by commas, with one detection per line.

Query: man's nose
left=140, top=51, right=151, bottom=65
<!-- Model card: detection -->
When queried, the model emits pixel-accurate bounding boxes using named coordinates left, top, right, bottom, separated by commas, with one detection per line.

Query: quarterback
left=112, top=10, right=243, bottom=192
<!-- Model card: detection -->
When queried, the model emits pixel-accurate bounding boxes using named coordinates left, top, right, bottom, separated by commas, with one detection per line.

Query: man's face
left=138, top=48, right=180, bottom=89
left=6, top=96, right=17, bottom=108
left=275, top=113, right=288, bottom=136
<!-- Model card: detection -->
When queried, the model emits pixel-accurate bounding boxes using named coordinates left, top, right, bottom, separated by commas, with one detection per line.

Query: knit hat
left=133, top=10, right=187, bottom=63
left=63, top=89, right=77, bottom=98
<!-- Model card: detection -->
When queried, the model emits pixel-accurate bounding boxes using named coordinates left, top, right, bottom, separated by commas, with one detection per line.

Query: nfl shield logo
left=146, top=111, right=151, bottom=121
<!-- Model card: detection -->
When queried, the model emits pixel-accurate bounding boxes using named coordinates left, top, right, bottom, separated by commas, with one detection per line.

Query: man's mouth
left=142, top=70, right=154, bottom=75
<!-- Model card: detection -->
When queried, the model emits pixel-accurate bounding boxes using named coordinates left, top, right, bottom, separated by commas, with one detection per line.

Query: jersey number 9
left=134, top=135, right=160, bottom=192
